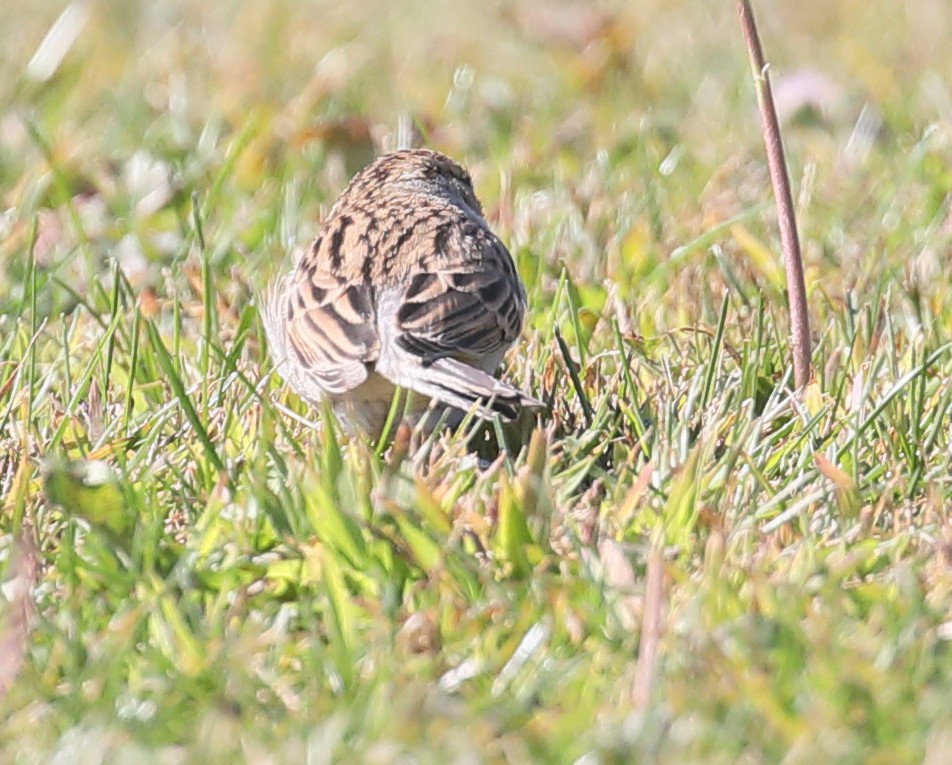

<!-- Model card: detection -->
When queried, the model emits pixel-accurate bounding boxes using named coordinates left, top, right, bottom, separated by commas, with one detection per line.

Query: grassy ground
left=2, top=0, right=952, bottom=762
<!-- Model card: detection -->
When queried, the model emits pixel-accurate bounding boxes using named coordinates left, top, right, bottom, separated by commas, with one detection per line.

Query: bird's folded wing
left=281, top=270, right=379, bottom=395
left=394, top=229, right=525, bottom=367
left=375, top=232, right=539, bottom=419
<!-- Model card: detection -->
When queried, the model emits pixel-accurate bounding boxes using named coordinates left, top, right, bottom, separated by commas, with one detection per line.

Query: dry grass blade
left=737, top=0, right=812, bottom=390
left=632, top=545, right=665, bottom=708
left=0, top=535, right=39, bottom=700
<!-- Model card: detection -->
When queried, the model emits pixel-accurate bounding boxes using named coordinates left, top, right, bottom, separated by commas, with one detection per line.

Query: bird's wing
left=376, top=221, right=541, bottom=419
left=394, top=222, right=526, bottom=367
left=278, top=267, right=379, bottom=396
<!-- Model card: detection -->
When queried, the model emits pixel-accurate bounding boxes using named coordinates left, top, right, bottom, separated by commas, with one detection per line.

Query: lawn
left=2, top=0, right=952, bottom=762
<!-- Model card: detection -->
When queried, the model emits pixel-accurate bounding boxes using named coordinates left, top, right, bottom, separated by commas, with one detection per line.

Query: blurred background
left=2, top=0, right=950, bottom=330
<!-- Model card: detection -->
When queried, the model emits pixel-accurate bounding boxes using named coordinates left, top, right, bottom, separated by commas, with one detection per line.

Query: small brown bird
left=264, top=148, right=541, bottom=436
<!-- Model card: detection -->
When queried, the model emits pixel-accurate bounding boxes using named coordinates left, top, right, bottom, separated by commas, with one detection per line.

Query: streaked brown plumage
left=264, top=148, right=541, bottom=435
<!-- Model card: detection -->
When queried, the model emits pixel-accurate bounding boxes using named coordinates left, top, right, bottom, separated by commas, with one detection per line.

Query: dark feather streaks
left=275, top=149, right=529, bottom=409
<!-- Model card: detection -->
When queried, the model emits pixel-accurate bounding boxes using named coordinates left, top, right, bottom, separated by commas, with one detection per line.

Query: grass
left=2, top=0, right=952, bottom=762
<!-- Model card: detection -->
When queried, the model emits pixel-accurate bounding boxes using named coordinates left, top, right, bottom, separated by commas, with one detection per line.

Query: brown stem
left=0, top=533, right=38, bottom=701
left=632, top=545, right=665, bottom=708
left=737, top=0, right=812, bottom=390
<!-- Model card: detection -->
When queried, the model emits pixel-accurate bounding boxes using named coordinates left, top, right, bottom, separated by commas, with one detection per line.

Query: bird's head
left=356, top=149, right=484, bottom=216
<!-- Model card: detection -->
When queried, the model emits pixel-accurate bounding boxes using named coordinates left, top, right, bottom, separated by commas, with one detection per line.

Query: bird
left=263, top=148, right=542, bottom=437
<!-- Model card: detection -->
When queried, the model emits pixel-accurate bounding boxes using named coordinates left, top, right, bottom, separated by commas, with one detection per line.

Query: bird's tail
left=407, top=357, right=543, bottom=421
